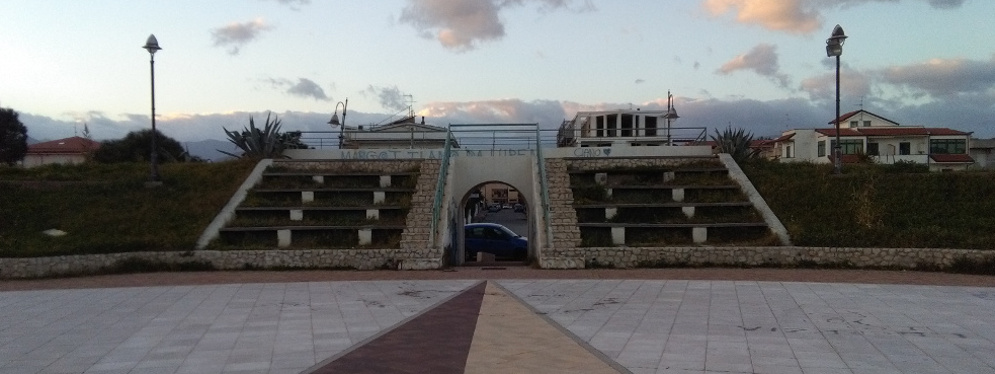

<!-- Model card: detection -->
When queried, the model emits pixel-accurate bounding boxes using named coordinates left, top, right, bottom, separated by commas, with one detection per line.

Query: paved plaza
left=2, top=279, right=994, bottom=373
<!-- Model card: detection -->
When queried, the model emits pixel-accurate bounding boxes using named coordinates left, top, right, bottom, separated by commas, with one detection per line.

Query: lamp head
left=143, top=34, right=162, bottom=55
left=327, top=113, right=341, bottom=126
left=825, top=24, right=846, bottom=57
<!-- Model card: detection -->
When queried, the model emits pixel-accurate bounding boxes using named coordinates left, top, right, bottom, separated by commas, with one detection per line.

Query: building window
left=863, top=120, right=871, bottom=127
left=817, top=141, right=825, bottom=157
left=645, top=116, right=657, bottom=137
left=899, top=142, right=911, bottom=155
left=595, top=116, right=604, bottom=138
left=930, top=139, right=966, bottom=154
left=849, top=121, right=858, bottom=128
left=620, top=114, right=633, bottom=137
left=831, top=139, right=864, bottom=155
left=867, top=143, right=879, bottom=156
left=786, top=145, right=793, bottom=158
left=606, top=115, right=617, bottom=137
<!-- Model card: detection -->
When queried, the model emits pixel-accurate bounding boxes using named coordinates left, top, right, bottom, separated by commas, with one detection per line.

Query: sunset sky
left=2, top=0, right=993, bottom=143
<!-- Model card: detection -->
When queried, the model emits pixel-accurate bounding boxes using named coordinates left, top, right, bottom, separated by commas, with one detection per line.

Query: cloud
left=364, top=85, right=410, bottom=113
left=704, top=0, right=821, bottom=34
left=717, top=43, right=791, bottom=87
left=799, top=67, right=872, bottom=103
left=399, top=0, right=590, bottom=51
left=417, top=99, right=567, bottom=128
left=287, top=79, right=330, bottom=101
left=703, top=0, right=964, bottom=34
left=875, top=56, right=995, bottom=98
left=210, top=18, right=271, bottom=55
left=264, top=78, right=330, bottom=101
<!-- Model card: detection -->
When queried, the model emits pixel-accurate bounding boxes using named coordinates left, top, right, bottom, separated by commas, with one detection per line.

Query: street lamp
left=142, top=34, right=162, bottom=183
left=826, top=24, right=847, bottom=174
left=328, top=98, right=348, bottom=148
left=664, top=90, right=679, bottom=145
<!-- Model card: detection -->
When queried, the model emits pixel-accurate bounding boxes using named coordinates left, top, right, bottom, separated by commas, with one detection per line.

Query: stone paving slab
left=1, top=280, right=994, bottom=373
left=499, top=280, right=995, bottom=374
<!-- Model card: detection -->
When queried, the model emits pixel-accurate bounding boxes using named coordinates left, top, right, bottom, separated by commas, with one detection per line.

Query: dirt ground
left=3, top=266, right=995, bottom=291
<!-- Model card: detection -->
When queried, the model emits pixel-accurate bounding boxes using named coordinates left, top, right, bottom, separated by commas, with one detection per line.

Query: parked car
left=502, top=204, right=512, bottom=209
left=513, top=203, right=525, bottom=213
left=487, top=204, right=501, bottom=213
left=464, top=223, right=527, bottom=261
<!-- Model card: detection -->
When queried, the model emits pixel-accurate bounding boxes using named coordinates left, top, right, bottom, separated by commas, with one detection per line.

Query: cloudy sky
left=2, top=0, right=993, bottom=143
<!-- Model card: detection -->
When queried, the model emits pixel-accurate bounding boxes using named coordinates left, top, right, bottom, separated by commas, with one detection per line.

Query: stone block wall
left=538, top=246, right=995, bottom=270
left=399, top=159, right=443, bottom=262
left=541, top=158, right=583, bottom=266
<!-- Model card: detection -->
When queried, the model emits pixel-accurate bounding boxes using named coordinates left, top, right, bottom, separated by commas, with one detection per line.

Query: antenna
left=404, top=94, right=415, bottom=117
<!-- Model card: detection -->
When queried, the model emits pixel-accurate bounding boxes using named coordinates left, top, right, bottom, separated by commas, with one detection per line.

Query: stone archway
left=449, top=154, right=537, bottom=265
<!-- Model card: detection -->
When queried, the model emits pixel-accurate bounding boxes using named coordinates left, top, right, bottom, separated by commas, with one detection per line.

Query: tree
left=710, top=125, right=760, bottom=163
left=0, top=107, right=29, bottom=166
left=93, top=129, right=186, bottom=163
left=220, top=112, right=308, bottom=159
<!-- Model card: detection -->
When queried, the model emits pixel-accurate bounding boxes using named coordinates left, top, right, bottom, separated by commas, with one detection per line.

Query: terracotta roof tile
left=929, top=154, right=974, bottom=163
left=27, top=137, right=100, bottom=155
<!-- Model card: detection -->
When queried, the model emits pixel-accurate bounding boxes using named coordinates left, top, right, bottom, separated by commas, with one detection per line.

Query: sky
left=2, top=0, right=994, bottom=144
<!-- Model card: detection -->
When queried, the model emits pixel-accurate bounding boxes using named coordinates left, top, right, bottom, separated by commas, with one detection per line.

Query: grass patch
left=742, top=160, right=995, bottom=249
left=0, top=160, right=257, bottom=257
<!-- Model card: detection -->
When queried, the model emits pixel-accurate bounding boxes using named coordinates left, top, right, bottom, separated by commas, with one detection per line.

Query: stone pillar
left=301, top=191, right=314, bottom=203
left=277, top=229, right=292, bottom=248
left=692, top=227, right=707, bottom=244
left=358, top=229, right=372, bottom=245
left=290, top=210, right=304, bottom=221
left=682, top=206, right=695, bottom=218
left=611, top=227, right=626, bottom=246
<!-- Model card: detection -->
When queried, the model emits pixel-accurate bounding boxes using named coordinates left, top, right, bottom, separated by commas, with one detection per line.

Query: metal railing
left=535, top=127, right=554, bottom=247
left=297, top=125, right=709, bottom=151
left=428, top=130, right=454, bottom=245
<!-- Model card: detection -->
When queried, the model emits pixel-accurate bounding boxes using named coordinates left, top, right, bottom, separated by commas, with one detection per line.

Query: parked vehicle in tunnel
left=464, top=223, right=527, bottom=261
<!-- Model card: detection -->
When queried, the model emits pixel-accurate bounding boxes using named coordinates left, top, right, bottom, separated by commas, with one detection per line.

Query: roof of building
left=828, top=109, right=900, bottom=126
left=929, top=154, right=975, bottom=163
left=767, top=133, right=795, bottom=143
left=813, top=127, right=970, bottom=137
left=27, top=136, right=100, bottom=155
left=815, top=128, right=864, bottom=137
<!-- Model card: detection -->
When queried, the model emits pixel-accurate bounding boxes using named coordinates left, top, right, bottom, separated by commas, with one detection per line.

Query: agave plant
left=220, top=112, right=303, bottom=159
left=710, top=125, right=759, bottom=163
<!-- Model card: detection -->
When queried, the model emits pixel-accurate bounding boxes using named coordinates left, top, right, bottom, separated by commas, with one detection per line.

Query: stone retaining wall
left=0, top=247, right=443, bottom=279
left=538, top=246, right=995, bottom=269
left=2, top=246, right=991, bottom=279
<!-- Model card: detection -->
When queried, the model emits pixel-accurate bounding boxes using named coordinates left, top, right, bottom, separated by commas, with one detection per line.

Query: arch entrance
left=449, top=154, right=537, bottom=265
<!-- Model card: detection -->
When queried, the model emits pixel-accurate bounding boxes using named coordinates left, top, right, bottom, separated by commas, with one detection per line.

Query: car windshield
left=496, top=225, right=519, bottom=237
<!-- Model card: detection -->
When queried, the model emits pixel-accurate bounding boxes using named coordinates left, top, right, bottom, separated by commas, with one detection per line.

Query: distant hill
left=183, top=139, right=238, bottom=162
left=27, top=137, right=40, bottom=145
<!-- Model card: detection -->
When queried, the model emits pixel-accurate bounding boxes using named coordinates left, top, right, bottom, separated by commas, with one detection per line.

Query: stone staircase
left=210, top=158, right=444, bottom=269
left=539, top=156, right=782, bottom=268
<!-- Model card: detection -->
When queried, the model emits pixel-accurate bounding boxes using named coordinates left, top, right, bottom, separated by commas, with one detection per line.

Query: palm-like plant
left=710, top=126, right=759, bottom=162
left=220, top=112, right=304, bottom=159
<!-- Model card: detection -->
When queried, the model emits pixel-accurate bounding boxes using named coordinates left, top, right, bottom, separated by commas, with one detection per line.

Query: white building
left=556, top=109, right=705, bottom=147
left=21, top=136, right=100, bottom=168
left=771, top=110, right=974, bottom=171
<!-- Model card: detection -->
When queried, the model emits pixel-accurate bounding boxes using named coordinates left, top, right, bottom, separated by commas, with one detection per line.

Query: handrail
left=535, top=127, right=554, bottom=247
left=428, top=128, right=454, bottom=245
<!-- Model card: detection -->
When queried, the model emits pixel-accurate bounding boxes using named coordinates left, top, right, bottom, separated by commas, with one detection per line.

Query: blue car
left=464, top=223, right=528, bottom=261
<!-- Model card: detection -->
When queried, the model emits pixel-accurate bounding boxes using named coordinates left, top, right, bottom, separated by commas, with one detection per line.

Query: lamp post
left=664, top=90, right=679, bottom=145
left=142, top=34, right=162, bottom=183
left=328, top=98, right=348, bottom=148
left=826, top=24, right=847, bottom=175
